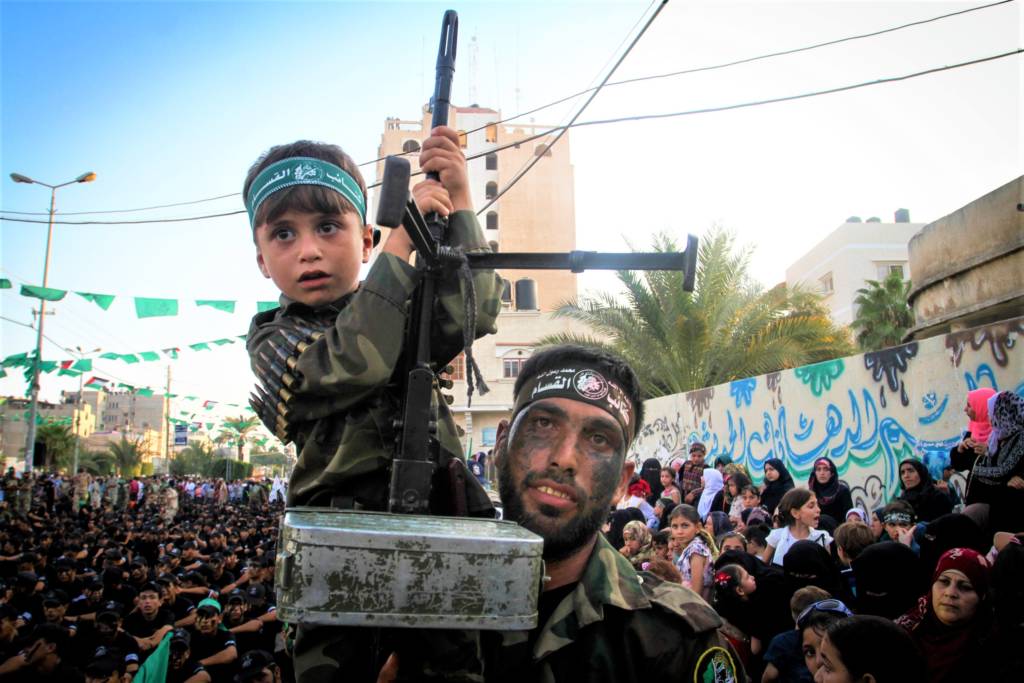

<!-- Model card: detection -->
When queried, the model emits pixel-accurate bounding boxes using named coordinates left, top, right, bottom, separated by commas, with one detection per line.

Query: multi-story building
left=784, top=210, right=925, bottom=326
left=0, top=396, right=96, bottom=468
left=375, top=104, right=586, bottom=457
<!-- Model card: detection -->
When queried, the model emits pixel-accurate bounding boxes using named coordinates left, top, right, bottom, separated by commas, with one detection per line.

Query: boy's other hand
left=419, top=126, right=471, bottom=210
left=411, top=180, right=454, bottom=218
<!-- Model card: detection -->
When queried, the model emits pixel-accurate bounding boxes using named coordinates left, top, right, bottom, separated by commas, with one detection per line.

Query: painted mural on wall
left=630, top=317, right=1024, bottom=513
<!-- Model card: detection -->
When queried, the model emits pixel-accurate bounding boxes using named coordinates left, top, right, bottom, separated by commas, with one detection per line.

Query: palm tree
left=539, top=228, right=854, bottom=398
left=851, top=270, right=915, bottom=351
left=36, top=421, right=76, bottom=471
left=219, top=415, right=261, bottom=462
left=107, top=436, right=143, bottom=476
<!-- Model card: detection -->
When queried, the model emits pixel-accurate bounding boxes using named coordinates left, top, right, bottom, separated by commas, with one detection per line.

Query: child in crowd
left=718, top=531, right=747, bottom=554
left=881, top=500, right=917, bottom=544
left=819, top=615, right=926, bottom=682
left=740, top=484, right=763, bottom=511
left=833, top=521, right=875, bottom=599
left=761, top=585, right=832, bottom=683
left=713, top=564, right=760, bottom=646
left=618, top=520, right=654, bottom=570
left=844, top=507, right=865, bottom=524
left=764, top=489, right=833, bottom=566
left=659, top=468, right=681, bottom=504
left=651, top=529, right=672, bottom=561
left=668, top=504, right=718, bottom=600
left=745, top=524, right=771, bottom=558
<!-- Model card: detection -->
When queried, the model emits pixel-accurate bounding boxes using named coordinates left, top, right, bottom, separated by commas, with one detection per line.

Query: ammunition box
left=276, top=507, right=544, bottom=629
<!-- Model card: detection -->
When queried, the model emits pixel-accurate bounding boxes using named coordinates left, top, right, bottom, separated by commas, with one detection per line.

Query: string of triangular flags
left=0, top=277, right=277, bottom=318
left=0, top=333, right=249, bottom=374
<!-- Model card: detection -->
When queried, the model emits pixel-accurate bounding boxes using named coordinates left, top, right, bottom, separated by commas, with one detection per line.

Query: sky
left=0, top=0, right=1020, bottom=437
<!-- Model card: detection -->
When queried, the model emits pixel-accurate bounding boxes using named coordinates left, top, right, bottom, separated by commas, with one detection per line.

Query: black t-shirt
left=166, top=657, right=207, bottom=683
left=187, top=627, right=236, bottom=662
left=208, top=570, right=235, bottom=592
left=8, top=660, right=84, bottom=683
left=71, top=625, right=140, bottom=669
left=169, top=595, right=196, bottom=623
left=66, top=595, right=103, bottom=617
left=123, top=607, right=175, bottom=639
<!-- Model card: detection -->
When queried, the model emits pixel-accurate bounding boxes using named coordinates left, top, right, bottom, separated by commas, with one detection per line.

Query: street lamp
left=10, top=171, right=97, bottom=474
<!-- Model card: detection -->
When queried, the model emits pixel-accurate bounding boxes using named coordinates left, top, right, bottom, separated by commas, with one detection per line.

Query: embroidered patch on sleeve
left=694, top=645, right=738, bottom=683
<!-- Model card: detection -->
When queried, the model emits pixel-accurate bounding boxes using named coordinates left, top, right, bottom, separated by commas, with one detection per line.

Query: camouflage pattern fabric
left=246, top=210, right=501, bottom=514
left=481, top=535, right=747, bottom=682
left=247, top=211, right=500, bottom=682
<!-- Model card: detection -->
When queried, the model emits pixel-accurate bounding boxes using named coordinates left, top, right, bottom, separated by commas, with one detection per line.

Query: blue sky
left=1, top=0, right=1019, bottom=429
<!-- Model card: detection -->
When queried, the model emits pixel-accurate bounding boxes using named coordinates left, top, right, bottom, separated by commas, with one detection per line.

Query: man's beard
left=496, top=448, right=617, bottom=562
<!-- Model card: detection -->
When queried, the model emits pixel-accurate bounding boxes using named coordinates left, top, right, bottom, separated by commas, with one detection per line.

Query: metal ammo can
left=275, top=507, right=544, bottom=630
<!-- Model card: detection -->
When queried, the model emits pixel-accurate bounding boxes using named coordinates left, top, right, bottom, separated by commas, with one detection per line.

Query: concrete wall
left=630, top=316, right=1024, bottom=513
left=906, top=175, right=1024, bottom=340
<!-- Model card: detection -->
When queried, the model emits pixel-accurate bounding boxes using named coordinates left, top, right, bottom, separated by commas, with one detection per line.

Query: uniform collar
left=532, top=534, right=651, bottom=659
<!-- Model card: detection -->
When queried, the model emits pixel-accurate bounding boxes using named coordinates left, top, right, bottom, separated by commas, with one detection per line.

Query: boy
left=761, top=585, right=832, bottom=683
left=244, top=127, right=499, bottom=515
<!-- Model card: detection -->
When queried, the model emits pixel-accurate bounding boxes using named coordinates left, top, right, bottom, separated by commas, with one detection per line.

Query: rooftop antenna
left=468, top=33, right=479, bottom=105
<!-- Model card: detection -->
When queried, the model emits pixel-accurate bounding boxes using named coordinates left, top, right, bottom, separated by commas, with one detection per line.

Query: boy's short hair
left=790, top=585, right=831, bottom=621
left=745, top=524, right=770, bottom=548
left=834, top=522, right=874, bottom=561
left=740, top=485, right=759, bottom=497
left=653, top=529, right=672, bottom=546
left=243, top=140, right=367, bottom=232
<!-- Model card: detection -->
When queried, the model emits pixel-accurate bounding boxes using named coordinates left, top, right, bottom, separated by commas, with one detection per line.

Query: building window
left=888, top=264, right=905, bottom=279
left=876, top=262, right=906, bottom=280
left=402, top=139, right=421, bottom=153
left=457, top=130, right=468, bottom=148
left=503, top=358, right=527, bottom=378
left=485, top=153, right=497, bottom=170
left=442, top=353, right=465, bottom=381
left=486, top=211, right=498, bottom=230
left=500, top=278, right=512, bottom=305
left=485, top=181, right=497, bottom=200
left=819, top=272, right=834, bottom=295
left=485, top=123, right=498, bottom=143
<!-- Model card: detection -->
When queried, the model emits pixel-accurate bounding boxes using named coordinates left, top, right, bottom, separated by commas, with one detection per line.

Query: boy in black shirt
left=123, top=583, right=173, bottom=655
left=188, top=599, right=236, bottom=682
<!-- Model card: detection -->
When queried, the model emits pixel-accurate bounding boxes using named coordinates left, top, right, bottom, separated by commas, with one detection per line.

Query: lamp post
left=10, top=171, right=97, bottom=474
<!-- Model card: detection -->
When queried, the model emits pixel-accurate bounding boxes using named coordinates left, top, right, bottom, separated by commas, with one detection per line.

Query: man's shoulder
left=635, top=571, right=723, bottom=635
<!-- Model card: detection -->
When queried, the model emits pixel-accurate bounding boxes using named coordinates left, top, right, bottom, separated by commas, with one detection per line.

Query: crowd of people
left=0, top=473, right=287, bottom=683
left=612, top=388, right=1024, bottom=682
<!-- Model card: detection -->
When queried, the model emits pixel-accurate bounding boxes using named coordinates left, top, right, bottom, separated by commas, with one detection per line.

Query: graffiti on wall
left=630, top=317, right=1024, bottom=512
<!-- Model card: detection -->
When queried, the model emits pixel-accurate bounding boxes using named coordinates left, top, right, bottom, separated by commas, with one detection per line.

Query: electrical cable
left=2, top=0, right=1011, bottom=219
left=0, top=48, right=1018, bottom=227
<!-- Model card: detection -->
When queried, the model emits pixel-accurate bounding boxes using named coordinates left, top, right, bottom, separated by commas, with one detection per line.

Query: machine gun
left=275, top=9, right=698, bottom=632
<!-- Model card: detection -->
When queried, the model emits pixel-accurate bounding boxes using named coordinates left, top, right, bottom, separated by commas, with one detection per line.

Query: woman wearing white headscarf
left=697, top=467, right=725, bottom=520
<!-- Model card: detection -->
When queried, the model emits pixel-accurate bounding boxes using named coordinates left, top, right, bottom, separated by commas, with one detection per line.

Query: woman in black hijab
left=639, top=457, right=664, bottom=505
left=604, top=507, right=645, bottom=551
left=897, top=459, right=954, bottom=523
left=714, top=550, right=794, bottom=645
left=852, top=541, right=926, bottom=618
left=808, top=457, right=853, bottom=522
left=783, top=539, right=843, bottom=599
left=760, top=458, right=795, bottom=516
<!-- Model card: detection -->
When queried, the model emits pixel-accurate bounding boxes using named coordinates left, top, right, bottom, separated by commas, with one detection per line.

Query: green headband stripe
left=246, top=157, right=366, bottom=227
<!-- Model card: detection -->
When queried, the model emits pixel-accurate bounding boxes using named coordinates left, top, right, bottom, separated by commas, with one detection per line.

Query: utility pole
left=164, top=365, right=172, bottom=472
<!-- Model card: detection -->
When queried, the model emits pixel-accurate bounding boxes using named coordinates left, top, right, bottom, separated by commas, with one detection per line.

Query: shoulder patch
left=694, top=646, right=738, bottom=683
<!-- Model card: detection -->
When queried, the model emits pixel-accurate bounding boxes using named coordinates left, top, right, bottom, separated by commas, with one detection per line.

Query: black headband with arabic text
left=512, top=365, right=636, bottom=444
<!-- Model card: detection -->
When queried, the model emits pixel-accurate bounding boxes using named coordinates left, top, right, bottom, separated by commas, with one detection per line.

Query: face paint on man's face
left=497, top=399, right=626, bottom=562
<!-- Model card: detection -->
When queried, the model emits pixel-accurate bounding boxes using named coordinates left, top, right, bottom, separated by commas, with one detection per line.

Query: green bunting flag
left=212, top=338, right=234, bottom=346
left=0, top=278, right=11, bottom=289
left=196, top=299, right=236, bottom=313
left=137, top=388, right=155, bottom=397
left=2, top=353, right=30, bottom=368
left=76, top=291, right=116, bottom=310
left=139, top=351, right=160, bottom=361
left=206, top=422, right=214, bottom=430
left=38, top=361, right=59, bottom=373
left=21, top=284, right=66, bottom=301
left=57, top=368, right=81, bottom=377
left=189, top=343, right=210, bottom=351
left=163, top=348, right=180, bottom=359
left=257, top=301, right=278, bottom=312
left=135, top=297, right=178, bottom=318
left=71, top=359, right=93, bottom=372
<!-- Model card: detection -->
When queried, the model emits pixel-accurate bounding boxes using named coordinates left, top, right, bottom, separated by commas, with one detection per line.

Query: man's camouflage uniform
left=246, top=211, right=500, bottom=682
left=481, top=535, right=747, bottom=683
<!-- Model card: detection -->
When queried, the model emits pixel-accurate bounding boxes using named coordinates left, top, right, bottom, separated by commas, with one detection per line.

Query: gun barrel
left=466, top=250, right=693, bottom=273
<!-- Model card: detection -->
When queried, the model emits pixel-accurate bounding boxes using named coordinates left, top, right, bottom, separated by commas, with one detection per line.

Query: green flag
left=71, top=359, right=93, bottom=372
left=0, top=278, right=11, bottom=289
left=206, top=422, right=214, bottom=430
left=163, top=347, right=180, bottom=359
left=38, top=361, right=59, bottom=373
left=57, top=368, right=81, bottom=377
left=100, top=352, right=120, bottom=361
left=135, top=297, right=178, bottom=318
left=139, top=351, right=160, bottom=361
left=21, top=284, right=66, bottom=301
left=76, top=291, right=116, bottom=310
left=196, top=299, right=236, bottom=313
left=189, top=343, right=210, bottom=351
left=119, top=354, right=140, bottom=364
left=2, top=353, right=30, bottom=368
left=257, top=301, right=278, bottom=313
left=212, top=338, right=234, bottom=346
left=137, top=388, right=155, bottom=397
left=133, top=631, right=171, bottom=683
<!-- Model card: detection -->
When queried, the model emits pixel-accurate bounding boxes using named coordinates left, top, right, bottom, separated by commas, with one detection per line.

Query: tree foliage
left=107, top=436, right=143, bottom=476
left=36, top=422, right=76, bottom=470
left=218, top=415, right=261, bottom=461
left=538, top=227, right=854, bottom=399
left=170, top=443, right=215, bottom=477
left=850, top=270, right=914, bottom=351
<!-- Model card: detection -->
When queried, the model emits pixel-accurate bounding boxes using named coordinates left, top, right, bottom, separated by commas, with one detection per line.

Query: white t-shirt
left=766, top=526, right=833, bottom=566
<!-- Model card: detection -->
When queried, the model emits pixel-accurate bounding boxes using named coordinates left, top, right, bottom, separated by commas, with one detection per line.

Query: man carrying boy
left=244, top=127, right=500, bottom=681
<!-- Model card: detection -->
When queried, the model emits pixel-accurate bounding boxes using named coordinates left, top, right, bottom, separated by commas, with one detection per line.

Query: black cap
left=225, top=589, right=246, bottom=604
left=247, top=583, right=266, bottom=600
left=169, top=627, right=191, bottom=647
left=98, top=601, right=124, bottom=619
left=235, top=649, right=275, bottom=682
left=41, top=589, right=69, bottom=605
left=15, top=572, right=37, bottom=586
left=85, top=651, right=124, bottom=677
left=54, top=558, right=74, bottom=570
left=168, top=548, right=182, bottom=558
left=85, top=577, right=104, bottom=590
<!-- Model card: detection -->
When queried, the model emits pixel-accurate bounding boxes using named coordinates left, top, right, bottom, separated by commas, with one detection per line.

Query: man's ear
left=612, top=462, right=631, bottom=503
left=256, top=251, right=270, bottom=279
left=493, top=420, right=510, bottom=459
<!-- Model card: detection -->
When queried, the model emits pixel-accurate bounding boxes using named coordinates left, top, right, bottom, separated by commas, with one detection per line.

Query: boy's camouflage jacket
left=481, top=534, right=747, bottom=682
left=246, top=211, right=501, bottom=514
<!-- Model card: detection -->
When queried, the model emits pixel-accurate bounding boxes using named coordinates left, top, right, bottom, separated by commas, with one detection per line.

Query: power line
left=1, top=46, right=1016, bottom=227
left=3, top=0, right=1009, bottom=220
left=354, top=0, right=1017, bottom=169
